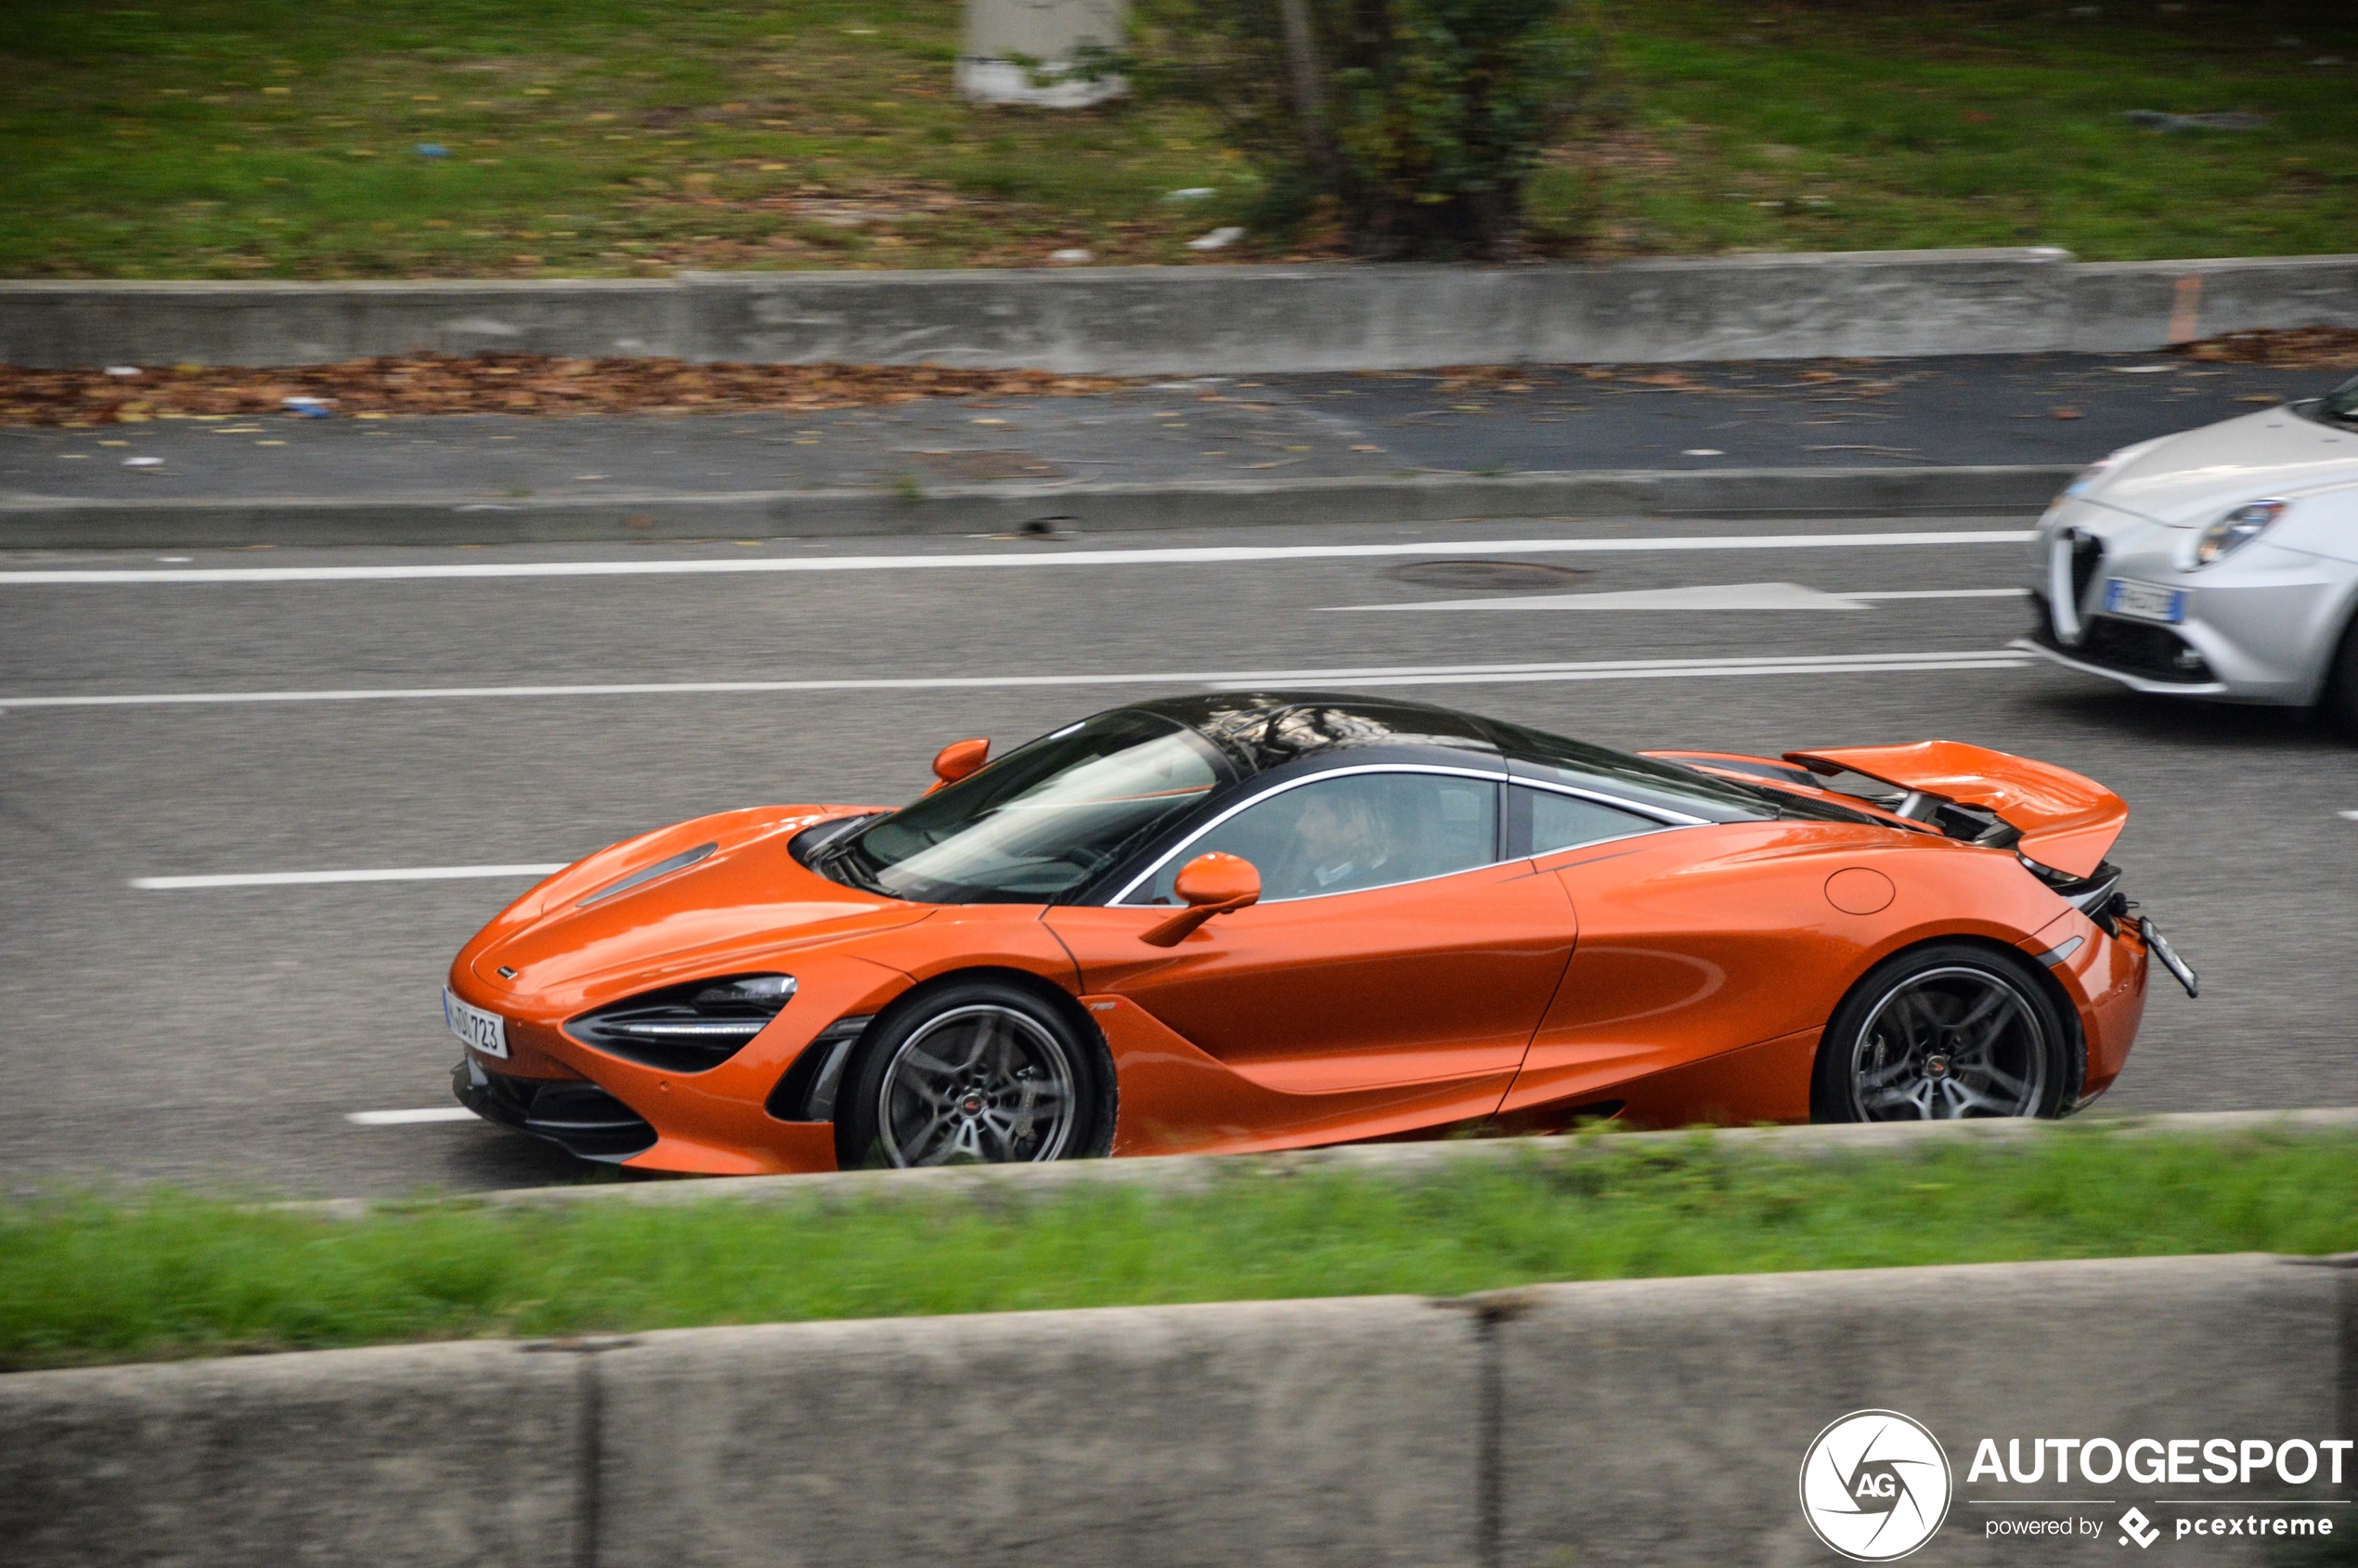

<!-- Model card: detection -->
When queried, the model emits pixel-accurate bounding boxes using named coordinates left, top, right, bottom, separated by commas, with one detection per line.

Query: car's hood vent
left=577, top=841, right=717, bottom=907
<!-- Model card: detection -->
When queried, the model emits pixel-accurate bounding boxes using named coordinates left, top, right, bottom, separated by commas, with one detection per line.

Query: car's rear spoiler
left=1782, top=741, right=2128, bottom=879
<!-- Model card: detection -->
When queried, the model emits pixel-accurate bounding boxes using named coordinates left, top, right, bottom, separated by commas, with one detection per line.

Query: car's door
left=1498, top=808, right=1854, bottom=1127
left=1046, top=767, right=1577, bottom=1099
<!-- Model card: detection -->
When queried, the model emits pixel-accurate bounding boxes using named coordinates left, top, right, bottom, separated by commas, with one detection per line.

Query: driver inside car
left=1283, top=786, right=1395, bottom=896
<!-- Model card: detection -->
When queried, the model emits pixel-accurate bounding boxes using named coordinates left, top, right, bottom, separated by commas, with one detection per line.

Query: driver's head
left=1297, top=787, right=1383, bottom=864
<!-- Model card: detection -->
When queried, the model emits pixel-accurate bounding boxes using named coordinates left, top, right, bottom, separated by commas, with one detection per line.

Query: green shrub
left=1134, top=0, right=1603, bottom=257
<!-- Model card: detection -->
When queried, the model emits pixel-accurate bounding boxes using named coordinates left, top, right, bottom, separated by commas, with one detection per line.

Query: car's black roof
left=1121, top=691, right=1786, bottom=825
left=1127, top=691, right=1502, bottom=774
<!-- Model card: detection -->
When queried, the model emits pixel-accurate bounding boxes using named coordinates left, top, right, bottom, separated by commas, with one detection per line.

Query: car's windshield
left=825, top=710, right=1227, bottom=902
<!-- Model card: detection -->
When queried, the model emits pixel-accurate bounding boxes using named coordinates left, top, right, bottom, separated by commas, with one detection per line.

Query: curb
left=6, top=250, right=2357, bottom=372
left=299, top=1107, right=2358, bottom=1220
left=0, top=462, right=2076, bottom=549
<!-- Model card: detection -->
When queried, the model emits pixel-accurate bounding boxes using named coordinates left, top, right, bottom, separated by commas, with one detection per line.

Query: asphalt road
left=5, top=512, right=2353, bottom=1197
left=6, top=355, right=2342, bottom=507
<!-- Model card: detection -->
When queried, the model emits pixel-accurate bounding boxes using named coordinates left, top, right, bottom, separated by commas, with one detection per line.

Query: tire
left=2321, top=611, right=2358, bottom=738
left=834, top=978, right=1114, bottom=1169
left=1812, top=942, right=2082, bottom=1122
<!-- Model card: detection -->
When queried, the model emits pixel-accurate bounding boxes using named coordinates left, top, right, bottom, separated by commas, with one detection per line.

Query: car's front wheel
left=1812, top=943, right=2082, bottom=1121
left=835, top=979, right=1114, bottom=1168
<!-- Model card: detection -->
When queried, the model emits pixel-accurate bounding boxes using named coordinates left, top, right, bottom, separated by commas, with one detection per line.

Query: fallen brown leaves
left=1431, top=365, right=1539, bottom=395
left=2177, top=328, right=2358, bottom=371
left=0, top=355, right=1127, bottom=427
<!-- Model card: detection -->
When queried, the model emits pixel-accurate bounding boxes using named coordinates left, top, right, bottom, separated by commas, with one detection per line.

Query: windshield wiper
left=814, top=836, right=888, bottom=895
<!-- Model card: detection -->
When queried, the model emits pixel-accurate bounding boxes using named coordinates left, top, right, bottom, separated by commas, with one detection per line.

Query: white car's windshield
left=2318, top=374, right=2358, bottom=426
left=828, top=710, right=1226, bottom=902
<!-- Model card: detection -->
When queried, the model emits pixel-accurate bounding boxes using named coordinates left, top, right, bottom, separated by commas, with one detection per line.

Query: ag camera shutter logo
left=1800, top=1410, right=1954, bottom=1561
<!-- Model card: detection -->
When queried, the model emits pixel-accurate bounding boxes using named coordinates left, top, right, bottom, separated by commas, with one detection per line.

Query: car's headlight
left=567, top=972, right=797, bottom=1071
left=2194, top=499, right=2287, bottom=567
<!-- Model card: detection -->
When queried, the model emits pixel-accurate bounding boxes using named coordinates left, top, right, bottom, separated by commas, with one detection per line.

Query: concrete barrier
left=0, top=1340, right=586, bottom=1566
left=5, top=1251, right=2352, bottom=1566
left=598, top=1297, right=1481, bottom=1568
left=5, top=250, right=2354, bottom=373
left=1500, top=1255, right=2352, bottom=1566
left=0, top=279, right=691, bottom=369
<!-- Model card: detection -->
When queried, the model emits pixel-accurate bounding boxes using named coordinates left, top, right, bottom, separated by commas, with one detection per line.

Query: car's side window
left=1510, top=784, right=1661, bottom=857
left=1128, top=771, right=1501, bottom=904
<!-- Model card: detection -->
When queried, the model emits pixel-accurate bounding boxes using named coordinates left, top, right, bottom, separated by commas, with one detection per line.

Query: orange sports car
left=444, top=693, right=2194, bottom=1175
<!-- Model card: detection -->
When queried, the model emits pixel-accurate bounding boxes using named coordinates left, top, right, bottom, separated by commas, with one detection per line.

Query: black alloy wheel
left=1813, top=943, right=2081, bottom=1121
left=835, top=978, right=1114, bottom=1168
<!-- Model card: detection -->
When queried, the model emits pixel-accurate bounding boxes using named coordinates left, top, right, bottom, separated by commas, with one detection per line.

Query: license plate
left=443, top=987, right=509, bottom=1059
left=2102, top=578, right=2185, bottom=625
left=2140, top=916, right=2199, bottom=999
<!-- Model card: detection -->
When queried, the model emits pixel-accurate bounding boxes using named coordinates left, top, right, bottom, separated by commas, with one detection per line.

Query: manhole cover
left=1384, top=560, right=1592, bottom=591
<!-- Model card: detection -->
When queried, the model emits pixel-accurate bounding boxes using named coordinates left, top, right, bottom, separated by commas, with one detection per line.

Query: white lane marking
left=29, top=650, right=2033, bottom=713
left=1848, top=588, right=2031, bottom=601
left=1330, top=582, right=1865, bottom=613
left=1362, top=654, right=2032, bottom=687
left=1324, top=584, right=2029, bottom=612
left=132, top=863, right=564, bottom=890
left=0, top=529, right=2037, bottom=586
left=347, top=1108, right=478, bottom=1126
left=2339, top=810, right=2358, bottom=822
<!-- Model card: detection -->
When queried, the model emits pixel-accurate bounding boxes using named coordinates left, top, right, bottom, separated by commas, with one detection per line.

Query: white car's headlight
left=2194, top=499, right=2287, bottom=567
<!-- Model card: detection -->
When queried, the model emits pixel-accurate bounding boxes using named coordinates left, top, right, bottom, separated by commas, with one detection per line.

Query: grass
left=1553, top=1, right=2358, bottom=263
left=0, top=0, right=2352, bottom=279
left=6, top=1127, right=2357, bottom=1372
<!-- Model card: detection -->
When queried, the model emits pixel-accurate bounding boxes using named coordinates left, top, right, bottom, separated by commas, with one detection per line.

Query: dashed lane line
left=132, top=863, right=565, bottom=890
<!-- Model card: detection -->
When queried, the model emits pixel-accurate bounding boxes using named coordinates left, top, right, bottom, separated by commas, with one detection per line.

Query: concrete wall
left=1502, top=1255, right=2352, bottom=1567
left=0, top=1339, right=586, bottom=1566
left=0, top=279, right=692, bottom=369
left=5, top=1251, right=2352, bottom=1566
left=5, top=250, right=2355, bottom=373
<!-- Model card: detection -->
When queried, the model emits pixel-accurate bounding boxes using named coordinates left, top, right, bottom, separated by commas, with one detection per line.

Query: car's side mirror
left=1140, top=852, right=1262, bottom=948
left=928, top=738, right=990, bottom=792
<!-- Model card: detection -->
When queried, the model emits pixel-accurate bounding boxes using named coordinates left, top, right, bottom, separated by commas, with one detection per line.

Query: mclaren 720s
left=444, top=693, right=2194, bottom=1176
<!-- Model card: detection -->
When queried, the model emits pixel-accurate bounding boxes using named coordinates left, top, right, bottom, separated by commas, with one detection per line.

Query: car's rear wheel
left=1813, top=943, right=2080, bottom=1121
left=835, top=979, right=1113, bottom=1168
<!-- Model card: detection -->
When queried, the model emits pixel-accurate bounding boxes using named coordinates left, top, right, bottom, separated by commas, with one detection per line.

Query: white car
left=2019, top=372, right=2358, bottom=730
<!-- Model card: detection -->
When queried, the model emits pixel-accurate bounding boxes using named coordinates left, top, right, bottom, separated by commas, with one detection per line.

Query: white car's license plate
left=443, top=987, right=509, bottom=1059
left=2102, top=578, right=2186, bottom=624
